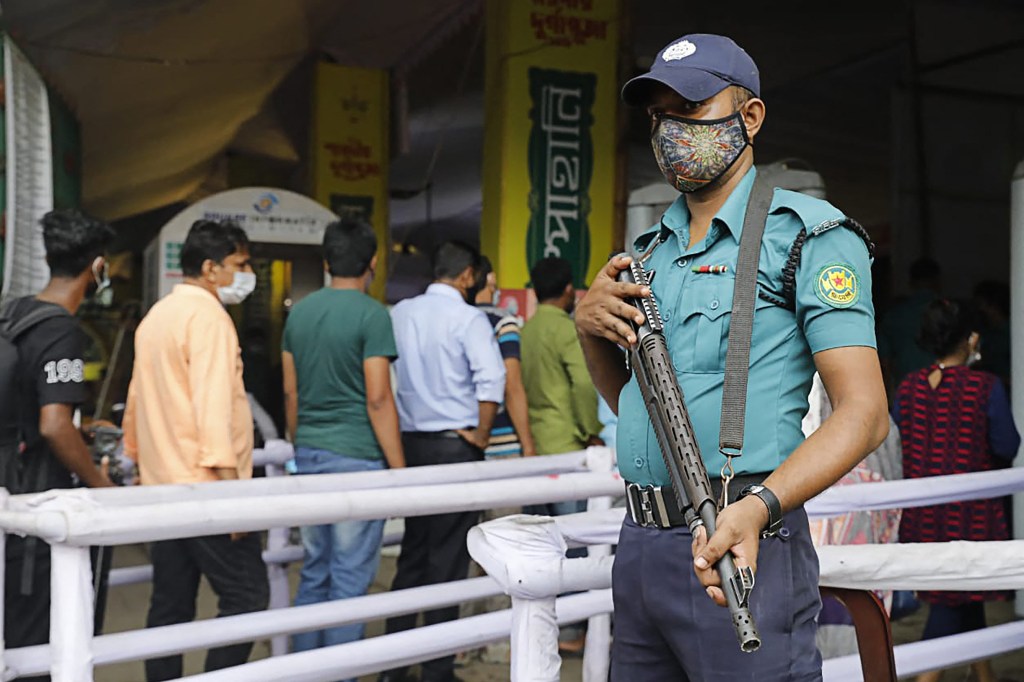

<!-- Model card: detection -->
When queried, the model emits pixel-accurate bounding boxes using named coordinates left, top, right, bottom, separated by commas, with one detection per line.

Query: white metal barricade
left=468, top=469, right=1024, bottom=681
left=5, top=452, right=1024, bottom=680
left=0, top=446, right=618, bottom=680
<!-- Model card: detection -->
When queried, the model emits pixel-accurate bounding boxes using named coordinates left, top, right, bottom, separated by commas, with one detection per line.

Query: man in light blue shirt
left=380, top=241, right=505, bottom=682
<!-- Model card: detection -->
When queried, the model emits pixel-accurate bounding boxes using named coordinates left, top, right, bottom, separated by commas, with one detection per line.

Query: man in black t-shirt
left=1, top=209, right=115, bottom=673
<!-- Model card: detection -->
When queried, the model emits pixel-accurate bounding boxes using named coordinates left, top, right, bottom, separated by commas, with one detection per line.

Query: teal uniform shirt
left=616, top=168, right=876, bottom=484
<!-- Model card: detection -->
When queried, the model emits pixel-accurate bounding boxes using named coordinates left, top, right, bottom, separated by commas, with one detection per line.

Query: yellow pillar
left=481, top=0, right=623, bottom=309
left=310, top=62, right=390, bottom=300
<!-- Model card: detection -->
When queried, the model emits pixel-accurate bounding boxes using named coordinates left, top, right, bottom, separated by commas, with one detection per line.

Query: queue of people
left=0, top=204, right=607, bottom=681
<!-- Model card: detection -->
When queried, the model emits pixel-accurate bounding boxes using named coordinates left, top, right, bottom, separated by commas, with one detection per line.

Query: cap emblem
left=663, top=40, right=696, bottom=62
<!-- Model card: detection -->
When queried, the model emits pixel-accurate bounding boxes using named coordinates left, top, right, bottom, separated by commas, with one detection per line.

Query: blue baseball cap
left=622, top=34, right=760, bottom=106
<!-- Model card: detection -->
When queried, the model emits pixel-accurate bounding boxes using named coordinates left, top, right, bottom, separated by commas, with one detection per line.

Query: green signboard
left=525, top=67, right=597, bottom=288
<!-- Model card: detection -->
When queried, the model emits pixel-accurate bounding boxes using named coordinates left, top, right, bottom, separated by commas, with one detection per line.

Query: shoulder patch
left=815, top=263, right=861, bottom=309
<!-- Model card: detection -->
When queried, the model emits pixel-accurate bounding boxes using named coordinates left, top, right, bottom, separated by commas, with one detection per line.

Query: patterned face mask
left=651, top=111, right=750, bottom=193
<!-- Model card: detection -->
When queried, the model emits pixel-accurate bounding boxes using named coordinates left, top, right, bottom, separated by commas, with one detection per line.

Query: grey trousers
left=611, top=507, right=823, bottom=682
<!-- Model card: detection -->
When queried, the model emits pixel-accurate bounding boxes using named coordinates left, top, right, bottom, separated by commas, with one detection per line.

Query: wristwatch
left=738, top=484, right=783, bottom=538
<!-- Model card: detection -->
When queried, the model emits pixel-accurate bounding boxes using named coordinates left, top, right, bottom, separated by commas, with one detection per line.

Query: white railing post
left=264, top=461, right=291, bottom=656
left=49, top=543, right=94, bottom=681
left=582, top=447, right=614, bottom=682
left=468, top=516, right=571, bottom=682
left=509, top=594, right=560, bottom=681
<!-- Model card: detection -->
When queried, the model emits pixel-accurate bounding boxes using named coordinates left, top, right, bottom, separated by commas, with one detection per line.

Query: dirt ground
left=95, top=541, right=1023, bottom=681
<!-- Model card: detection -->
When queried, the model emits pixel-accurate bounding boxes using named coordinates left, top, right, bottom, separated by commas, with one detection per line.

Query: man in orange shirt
left=123, top=220, right=268, bottom=681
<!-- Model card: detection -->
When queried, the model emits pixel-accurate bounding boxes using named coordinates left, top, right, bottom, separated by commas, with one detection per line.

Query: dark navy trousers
left=611, top=507, right=823, bottom=682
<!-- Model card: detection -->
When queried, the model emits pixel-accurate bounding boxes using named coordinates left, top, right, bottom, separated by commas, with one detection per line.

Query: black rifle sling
left=719, top=173, right=775, bottom=456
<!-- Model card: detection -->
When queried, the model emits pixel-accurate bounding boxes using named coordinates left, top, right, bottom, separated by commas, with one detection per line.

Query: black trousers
left=4, top=537, right=52, bottom=682
left=145, top=533, right=269, bottom=681
left=383, top=433, right=482, bottom=682
left=4, top=539, right=112, bottom=682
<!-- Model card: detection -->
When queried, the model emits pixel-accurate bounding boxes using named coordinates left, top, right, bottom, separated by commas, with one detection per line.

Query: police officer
left=575, top=34, right=889, bottom=680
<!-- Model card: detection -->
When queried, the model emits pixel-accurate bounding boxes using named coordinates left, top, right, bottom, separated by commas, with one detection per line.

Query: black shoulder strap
left=0, top=301, right=66, bottom=597
left=1, top=302, right=66, bottom=341
left=719, top=173, right=775, bottom=456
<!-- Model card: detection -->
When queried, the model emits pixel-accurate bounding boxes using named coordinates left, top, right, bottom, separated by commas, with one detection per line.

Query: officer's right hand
left=574, top=255, right=650, bottom=348
left=691, top=495, right=768, bottom=607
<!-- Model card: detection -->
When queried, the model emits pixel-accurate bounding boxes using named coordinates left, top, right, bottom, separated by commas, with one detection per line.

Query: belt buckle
left=637, top=487, right=657, bottom=527
left=625, top=483, right=659, bottom=528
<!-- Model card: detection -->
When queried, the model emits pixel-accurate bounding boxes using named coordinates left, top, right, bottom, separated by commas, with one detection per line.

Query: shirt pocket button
left=709, top=300, right=720, bottom=311
left=634, top=458, right=645, bottom=468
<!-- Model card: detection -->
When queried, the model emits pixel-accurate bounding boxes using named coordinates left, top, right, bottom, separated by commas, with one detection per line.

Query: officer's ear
left=741, top=97, right=766, bottom=142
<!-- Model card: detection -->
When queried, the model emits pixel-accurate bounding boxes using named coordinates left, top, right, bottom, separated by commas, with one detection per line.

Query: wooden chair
left=820, top=587, right=898, bottom=682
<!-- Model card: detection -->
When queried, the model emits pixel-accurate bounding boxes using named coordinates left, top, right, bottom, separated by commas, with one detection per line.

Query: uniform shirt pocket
left=674, top=278, right=734, bottom=373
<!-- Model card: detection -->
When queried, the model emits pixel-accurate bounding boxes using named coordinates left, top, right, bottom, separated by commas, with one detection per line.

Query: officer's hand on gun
left=575, top=256, right=649, bottom=348
left=692, top=494, right=769, bottom=607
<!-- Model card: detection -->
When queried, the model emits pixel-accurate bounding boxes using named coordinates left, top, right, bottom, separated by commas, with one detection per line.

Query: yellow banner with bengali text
left=310, top=62, right=389, bottom=299
left=481, top=0, right=622, bottom=293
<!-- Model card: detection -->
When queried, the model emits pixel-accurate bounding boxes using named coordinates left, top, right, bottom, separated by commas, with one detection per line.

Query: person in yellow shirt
left=123, top=219, right=268, bottom=681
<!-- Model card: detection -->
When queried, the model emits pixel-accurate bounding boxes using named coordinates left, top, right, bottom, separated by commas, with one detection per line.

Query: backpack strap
left=0, top=301, right=67, bottom=595
left=1, top=301, right=69, bottom=441
left=1, top=302, right=67, bottom=341
left=718, top=173, right=774, bottom=490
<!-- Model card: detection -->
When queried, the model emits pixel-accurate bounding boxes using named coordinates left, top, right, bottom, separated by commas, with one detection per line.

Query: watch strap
left=740, top=484, right=783, bottom=537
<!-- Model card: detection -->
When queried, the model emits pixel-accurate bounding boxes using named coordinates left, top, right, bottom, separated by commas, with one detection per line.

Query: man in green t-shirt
left=282, top=219, right=405, bottom=660
left=521, top=256, right=604, bottom=464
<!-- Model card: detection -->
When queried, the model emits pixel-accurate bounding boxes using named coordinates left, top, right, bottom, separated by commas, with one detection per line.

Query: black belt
left=402, top=430, right=467, bottom=440
left=624, top=473, right=768, bottom=530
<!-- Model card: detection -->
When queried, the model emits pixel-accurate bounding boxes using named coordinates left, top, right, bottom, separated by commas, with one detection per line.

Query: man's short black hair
left=179, top=220, right=250, bottom=278
left=41, top=209, right=116, bottom=278
left=530, top=257, right=573, bottom=302
left=323, top=219, right=377, bottom=277
left=432, top=241, right=480, bottom=281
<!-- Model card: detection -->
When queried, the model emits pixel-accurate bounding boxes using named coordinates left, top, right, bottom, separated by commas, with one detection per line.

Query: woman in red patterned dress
left=893, top=299, right=1020, bottom=682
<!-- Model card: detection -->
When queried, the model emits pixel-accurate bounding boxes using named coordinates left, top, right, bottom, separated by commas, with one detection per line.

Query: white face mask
left=217, top=271, right=257, bottom=305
